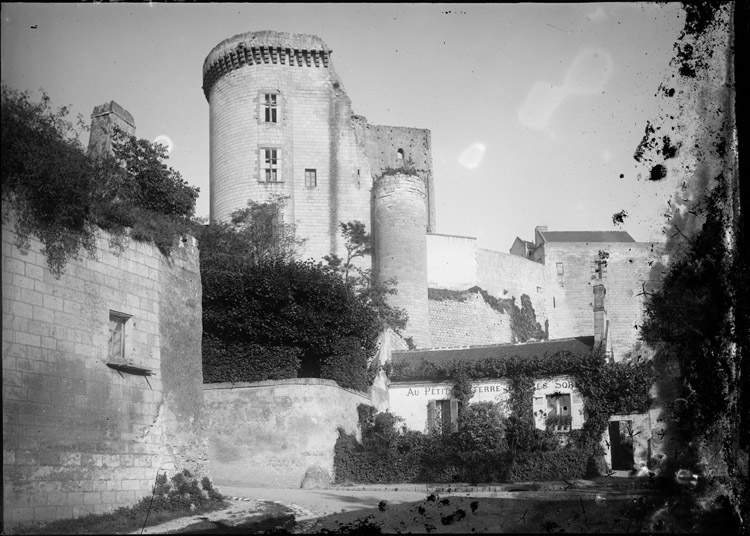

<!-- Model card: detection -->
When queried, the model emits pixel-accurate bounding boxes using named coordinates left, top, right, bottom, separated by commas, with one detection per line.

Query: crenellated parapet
left=202, top=30, right=332, bottom=100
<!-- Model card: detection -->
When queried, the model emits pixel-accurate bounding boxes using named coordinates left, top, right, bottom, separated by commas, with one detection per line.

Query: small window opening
left=262, top=148, right=279, bottom=182
left=305, top=168, right=317, bottom=188
left=397, top=148, right=404, bottom=160
left=263, top=94, right=278, bottom=123
left=109, top=312, right=131, bottom=361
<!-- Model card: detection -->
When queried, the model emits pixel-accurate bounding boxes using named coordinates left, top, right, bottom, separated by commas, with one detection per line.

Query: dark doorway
left=609, top=420, right=634, bottom=470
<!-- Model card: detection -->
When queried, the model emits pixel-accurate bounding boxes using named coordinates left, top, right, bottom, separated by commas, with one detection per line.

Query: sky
left=1, top=3, right=691, bottom=252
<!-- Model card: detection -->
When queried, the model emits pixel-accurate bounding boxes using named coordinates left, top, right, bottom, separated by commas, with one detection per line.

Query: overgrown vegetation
left=198, top=215, right=397, bottom=391
left=335, top=349, right=653, bottom=484
left=321, top=220, right=408, bottom=335
left=628, top=2, right=747, bottom=530
left=1, top=85, right=199, bottom=277
left=14, top=470, right=226, bottom=535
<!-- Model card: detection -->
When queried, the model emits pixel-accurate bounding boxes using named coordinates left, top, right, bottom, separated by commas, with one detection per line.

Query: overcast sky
left=2, top=3, right=691, bottom=252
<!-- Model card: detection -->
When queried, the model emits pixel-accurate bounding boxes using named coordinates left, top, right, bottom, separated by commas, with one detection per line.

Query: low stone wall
left=203, top=379, right=370, bottom=489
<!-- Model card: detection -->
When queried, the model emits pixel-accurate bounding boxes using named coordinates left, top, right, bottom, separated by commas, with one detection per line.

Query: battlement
left=202, top=30, right=332, bottom=100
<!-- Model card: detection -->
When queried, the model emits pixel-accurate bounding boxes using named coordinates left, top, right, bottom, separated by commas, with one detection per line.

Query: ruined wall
left=541, top=241, right=661, bottom=359
left=476, top=248, right=547, bottom=325
left=86, top=101, right=136, bottom=158
left=357, top=122, right=436, bottom=232
left=425, top=235, right=546, bottom=347
left=2, top=219, right=206, bottom=528
left=203, top=379, right=369, bottom=489
left=428, top=291, right=512, bottom=348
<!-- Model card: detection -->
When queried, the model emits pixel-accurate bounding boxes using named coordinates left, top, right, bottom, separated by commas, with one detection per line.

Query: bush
left=202, top=337, right=301, bottom=383
left=200, top=255, right=380, bottom=390
left=335, top=404, right=512, bottom=485
left=508, top=449, right=591, bottom=481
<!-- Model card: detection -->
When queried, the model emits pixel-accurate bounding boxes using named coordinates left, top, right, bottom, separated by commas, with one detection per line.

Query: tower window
left=263, top=93, right=278, bottom=123
left=305, top=169, right=317, bottom=188
left=260, top=148, right=281, bottom=183
left=397, top=148, right=405, bottom=160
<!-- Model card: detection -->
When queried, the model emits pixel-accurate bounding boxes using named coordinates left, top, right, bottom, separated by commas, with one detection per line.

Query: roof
left=539, top=231, right=635, bottom=243
left=391, top=336, right=595, bottom=367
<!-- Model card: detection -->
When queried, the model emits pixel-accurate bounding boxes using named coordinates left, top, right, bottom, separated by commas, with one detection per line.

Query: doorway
left=608, top=420, right=635, bottom=470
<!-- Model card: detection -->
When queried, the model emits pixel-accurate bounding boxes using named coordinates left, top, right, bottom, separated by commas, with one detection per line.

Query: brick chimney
left=593, top=284, right=608, bottom=356
left=87, top=101, right=135, bottom=159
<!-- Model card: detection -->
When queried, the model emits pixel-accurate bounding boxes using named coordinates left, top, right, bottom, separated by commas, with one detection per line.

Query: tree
left=197, top=211, right=381, bottom=391
left=321, top=221, right=408, bottom=334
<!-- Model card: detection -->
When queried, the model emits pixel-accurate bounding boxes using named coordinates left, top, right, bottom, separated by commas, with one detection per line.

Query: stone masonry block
left=121, top=480, right=141, bottom=491
left=11, top=507, right=35, bottom=523
left=33, top=506, right=58, bottom=522
left=83, top=492, right=101, bottom=505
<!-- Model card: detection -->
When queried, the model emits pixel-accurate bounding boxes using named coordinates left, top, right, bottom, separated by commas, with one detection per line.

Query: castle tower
left=87, top=101, right=135, bottom=159
left=203, top=30, right=372, bottom=260
left=203, top=30, right=437, bottom=262
left=371, top=173, right=431, bottom=348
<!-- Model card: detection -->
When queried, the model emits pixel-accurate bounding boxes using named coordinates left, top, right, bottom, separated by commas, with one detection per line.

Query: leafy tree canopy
left=197, top=210, right=381, bottom=391
left=321, top=220, right=408, bottom=335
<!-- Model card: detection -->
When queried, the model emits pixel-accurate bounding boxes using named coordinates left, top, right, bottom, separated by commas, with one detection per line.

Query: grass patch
left=13, top=470, right=228, bottom=535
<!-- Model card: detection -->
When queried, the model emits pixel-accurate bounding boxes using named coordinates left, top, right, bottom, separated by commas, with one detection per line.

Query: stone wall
left=540, top=241, right=661, bottom=359
left=426, top=233, right=477, bottom=290
left=203, top=379, right=370, bottom=489
left=428, top=292, right=512, bottom=347
left=426, top=235, right=547, bottom=347
left=476, top=248, right=547, bottom=326
left=2, top=220, right=206, bottom=529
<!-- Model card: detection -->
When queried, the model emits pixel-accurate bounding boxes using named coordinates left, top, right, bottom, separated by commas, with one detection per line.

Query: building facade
left=202, top=30, right=665, bottom=475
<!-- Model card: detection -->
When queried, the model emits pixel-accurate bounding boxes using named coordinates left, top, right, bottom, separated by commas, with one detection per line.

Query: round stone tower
left=371, top=173, right=431, bottom=349
left=203, top=30, right=371, bottom=261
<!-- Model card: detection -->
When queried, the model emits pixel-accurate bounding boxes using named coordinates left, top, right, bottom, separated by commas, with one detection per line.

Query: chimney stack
left=87, top=101, right=135, bottom=159
left=593, top=284, right=609, bottom=357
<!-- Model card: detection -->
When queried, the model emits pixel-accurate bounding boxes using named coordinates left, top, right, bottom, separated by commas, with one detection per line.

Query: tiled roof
left=539, top=231, right=635, bottom=243
left=391, top=336, right=595, bottom=366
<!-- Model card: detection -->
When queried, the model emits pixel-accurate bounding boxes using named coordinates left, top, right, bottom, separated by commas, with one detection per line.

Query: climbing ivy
left=338, top=350, right=655, bottom=484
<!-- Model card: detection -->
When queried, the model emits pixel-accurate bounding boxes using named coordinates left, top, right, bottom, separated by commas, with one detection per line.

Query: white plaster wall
left=426, top=233, right=478, bottom=290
